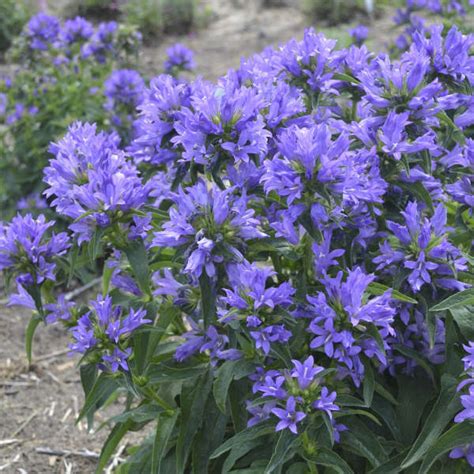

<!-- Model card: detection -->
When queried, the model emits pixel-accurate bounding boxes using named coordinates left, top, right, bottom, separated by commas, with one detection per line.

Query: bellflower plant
left=2, top=10, right=474, bottom=473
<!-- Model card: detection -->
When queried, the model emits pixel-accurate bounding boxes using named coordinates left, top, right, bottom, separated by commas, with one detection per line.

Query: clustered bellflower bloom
left=104, top=69, right=145, bottom=130
left=307, top=267, right=395, bottom=386
left=249, top=356, right=341, bottom=436
left=44, top=122, right=151, bottom=244
left=69, top=294, right=150, bottom=372
left=164, top=43, right=196, bottom=75
left=450, top=342, right=474, bottom=467
left=374, top=202, right=468, bottom=293
left=152, top=181, right=266, bottom=278
left=220, top=261, right=295, bottom=355
left=0, top=214, right=69, bottom=290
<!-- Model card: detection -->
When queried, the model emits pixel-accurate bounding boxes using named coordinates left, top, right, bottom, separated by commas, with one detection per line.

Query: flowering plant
left=0, top=13, right=142, bottom=216
left=2, top=12, right=474, bottom=474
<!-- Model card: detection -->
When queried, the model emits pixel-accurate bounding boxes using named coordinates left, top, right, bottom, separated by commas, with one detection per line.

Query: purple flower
left=16, top=193, right=48, bottom=211
left=60, top=17, right=94, bottom=45
left=272, top=396, right=306, bottom=434
left=7, top=284, right=36, bottom=310
left=312, top=387, right=339, bottom=419
left=312, top=231, right=345, bottom=277
left=247, top=401, right=276, bottom=427
left=250, top=325, right=291, bottom=355
left=69, top=295, right=149, bottom=359
left=102, top=347, right=132, bottom=372
left=291, top=356, right=324, bottom=390
left=44, top=123, right=150, bottom=243
left=449, top=444, right=474, bottom=467
left=69, top=313, right=97, bottom=353
left=172, top=78, right=270, bottom=166
left=454, top=385, right=474, bottom=423
left=45, top=296, right=75, bottom=324
left=164, top=43, right=196, bottom=74
left=128, top=75, right=192, bottom=165
left=0, top=214, right=69, bottom=286
left=257, top=374, right=287, bottom=399
left=378, top=111, right=437, bottom=161
left=104, top=69, right=145, bottom=130
left=462, top=342, right=474, bottom=373
left=26, top=13, right=60, bottom=51
left=152, top=182, right=266, bottom=278
left=374, top=202, right=468, bottom=293
left=222, top=261, right=295, bottom=323
left=349, top=25, right=369, bottom=46
left=175, top=324, right=241, bottom=364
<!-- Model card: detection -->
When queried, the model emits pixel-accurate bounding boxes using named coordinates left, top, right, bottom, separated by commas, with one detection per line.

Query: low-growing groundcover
left=1, top=9, right=474, bottom=474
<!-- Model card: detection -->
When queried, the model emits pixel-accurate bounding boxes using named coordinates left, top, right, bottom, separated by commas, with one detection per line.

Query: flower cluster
left=104, top=69, right=145, bottom=135
left=164, top=43, right=196, bottom=76
left=152, top=181, right=266, bottom=278
left=18, top=12, right=141, bottom=65
left=44, top=122, right=151, bottom=244
left=0, top=214, right=69, bottom=289
left=374, top=202, right=468, bottom=293
left=249, top=356, right=342, bottom=437
left=450, top=342, right=474, bottom=466
left=221, top=261, right=295, bottom=355
left=69, top=295, right=150, bottom=372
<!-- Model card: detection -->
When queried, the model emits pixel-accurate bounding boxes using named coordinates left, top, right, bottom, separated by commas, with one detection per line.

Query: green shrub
left=63, top=0, right=120, bottom=19
left=0, top=0, right=32, bottom=55
left=123, top=0, right=198, bottom=41
left=302, top=0, right=367, bottom=25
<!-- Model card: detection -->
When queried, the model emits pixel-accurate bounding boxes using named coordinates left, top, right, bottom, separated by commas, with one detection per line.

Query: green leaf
left=77, top=373, right=120, bottom=425
left=396, top=375, right=435, bottom=444
left=367, top=283, right=417, bottom=304
left=199, top=272, right=216, bottom=328
left=264, top=430, right=297, bottom=474
left=192, top=396, right=227, bottom=473
left=88, top=227, right=104, bottom=262
left=393, top=344, right=436, bottom=383
left=80, top=363, right=98, bottom=428
left=175, top=370, right=212, bottom=473
left=102, top=262, right=114, bottom=297
left=104, top=403, right=162, bottom=426
left=342, top=409, right=382, bottom=427
left=398, top=182, right=433, bottom=212
left=222, top=436, right=267, bottom=473
left=371, top=396, right=402, bottom=442
left=401, top=375, right=461, bottom=469
left=430, top=289, right=474, bottom=312
left=213, top=360, right=255, bottom=413
left=340, top=418, right=388, bottom=468
left=363, top=361, right=375, bottom=408
left=146, top=304, right=180, bottom=360
left=211, top=423, right=274, bottom=459
left=337, top=394, right=368, bottom=408
left=151, top=410, right=179, bottom=474
left=367, top=450, right=408, bottom=474
left=303, top=447, right=354, bottom=474
left=125, top=239, right=151, bottom=297
left=25, top=314, right=41, bottom=363
left=449, top=306, right=474, bottom=341
left=96, top=420, right=133, bottom=473
left=419, top=421, right=474, bottom=474
left=374, top=382, right=398, bottom=406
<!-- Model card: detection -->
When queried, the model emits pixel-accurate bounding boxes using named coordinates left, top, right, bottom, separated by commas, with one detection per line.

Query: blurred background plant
left=122, top=0, right=204, bottom=41
left=0, top=16, right=143, bottom=219
left=0, top=0, right=34, bottom=57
